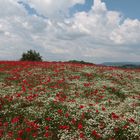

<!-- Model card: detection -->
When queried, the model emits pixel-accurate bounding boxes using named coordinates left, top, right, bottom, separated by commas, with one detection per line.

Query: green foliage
left=68, top=60, right=93, bottom=65
left=20, top=50, right=42, bottom=61
left=120, top=64, right=140, bottom=69
left=0, top=72, right=10, bottom=82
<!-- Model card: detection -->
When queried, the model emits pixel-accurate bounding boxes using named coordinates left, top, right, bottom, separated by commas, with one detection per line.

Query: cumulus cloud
left=110, top=19, right=140, bottom=44
left=26, top=0, right=85, bottom=18
left=0, top=0, right=27, bottom=17
left=0, top=0, right=140, bottom=62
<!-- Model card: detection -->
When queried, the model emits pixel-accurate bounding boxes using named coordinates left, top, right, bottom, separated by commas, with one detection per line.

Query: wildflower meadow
left=0, top=61, right=140, bottom=140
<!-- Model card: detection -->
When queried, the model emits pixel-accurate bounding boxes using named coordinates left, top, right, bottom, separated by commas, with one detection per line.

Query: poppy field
left=0, top=61, right=140, bottom=140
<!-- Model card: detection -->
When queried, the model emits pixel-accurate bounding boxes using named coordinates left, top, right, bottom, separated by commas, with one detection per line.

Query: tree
left=20, top=50, right=43, bottom=61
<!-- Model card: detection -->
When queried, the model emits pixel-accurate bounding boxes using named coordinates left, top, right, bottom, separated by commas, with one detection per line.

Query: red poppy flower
left=8, top=131, right=13, bottom=137
left=25, top=127, right=31, bottom=133
left=71, top=118, right=76, bottom=124
left=65, top=113, right=69, bottom=118
left=92, top=130, right=101, bottom=139
left=80, top=133, right=84, bottom=138
left=123, top=125, right=129, bottom=129
left=57, top=109, right=63, bottom=114
left=18, top=130, right=24, bottom=136
left=22, top=85, right=26, bottom=92
left=114, top=127, right=119, bottom=132
left=32, top=132, right=38, bottom=138
left=96, top=110, right=99, bottom=113
left=111, top=113, right=119, bottom=120
left=102, top=107, right=106, bottom=111
left=45, top=117, right=51, bottom=121
left=128, top=118, right=135, bottom=123
left=45, top=126, right=49, bottom=130
left=59, top=125, right=70, bottom=130
left=44, top=132, right=50, bottom=138
left=0, top=129, right=3, bottom=137
left=79, top=105, right=84, bottom=109
left=78, top=123, right=83, bottom=130
left=16, top=138, right=22, bottom=140
left=11, top=117, right=19, bottom=124
left=3, top=122, right=8, bottom=127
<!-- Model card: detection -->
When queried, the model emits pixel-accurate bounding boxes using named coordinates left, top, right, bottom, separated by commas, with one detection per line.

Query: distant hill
left=68, top=60, right=94, bottom=65
left=102, top=62, right=140, bottom=69
left=102, top=62, right=140, bottom=66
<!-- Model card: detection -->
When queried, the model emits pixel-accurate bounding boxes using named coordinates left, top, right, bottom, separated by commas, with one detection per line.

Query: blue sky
left=70, top=0, right=93, bottom=14
left=70, top=0, right=140, bottom=19
left=24, top=0, right=140, bottom=19
left=103, top=0, right=140, bottom=19
left=0, top=0, right=140, bottom=63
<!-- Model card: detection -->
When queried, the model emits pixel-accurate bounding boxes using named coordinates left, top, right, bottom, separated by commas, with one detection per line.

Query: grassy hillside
left=102, top=62, right=140, bottom=66
left=0, top=61, right=140, bottom=140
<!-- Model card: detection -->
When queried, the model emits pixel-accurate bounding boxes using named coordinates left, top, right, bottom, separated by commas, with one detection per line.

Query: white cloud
left=0, top=0, right=140, bottom=62
left=110, top=19, right=140, bottom=44
left=0, top=0, right=27, bottom=17
left=92, top=0, right=106, bottom=13
left=26, top=0, right=85, bottom=18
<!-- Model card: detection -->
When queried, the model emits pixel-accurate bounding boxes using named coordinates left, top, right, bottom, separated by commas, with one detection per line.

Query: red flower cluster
left=92, top=130, right=101, bottom=139
left=59, top=125, right=70, bottom=130
left=78, top=123, right=83, bottom=130
left=111, top=112, right=119, bottom=120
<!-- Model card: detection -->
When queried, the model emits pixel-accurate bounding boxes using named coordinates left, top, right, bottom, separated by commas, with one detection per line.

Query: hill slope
left=102, top=62, right=140, bottom=66
left=0, top=61, right=140, bottom=139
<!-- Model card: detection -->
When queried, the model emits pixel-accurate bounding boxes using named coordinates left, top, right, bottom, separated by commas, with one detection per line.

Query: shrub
left=20, top=50, right=42, bottom=61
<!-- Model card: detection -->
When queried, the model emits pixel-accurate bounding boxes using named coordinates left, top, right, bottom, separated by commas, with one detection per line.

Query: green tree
left=20, top=50, right=43, bottom=61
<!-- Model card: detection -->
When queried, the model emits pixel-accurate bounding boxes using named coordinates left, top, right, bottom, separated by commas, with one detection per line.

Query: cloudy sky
left=0, top=0, right=140, bottom=63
